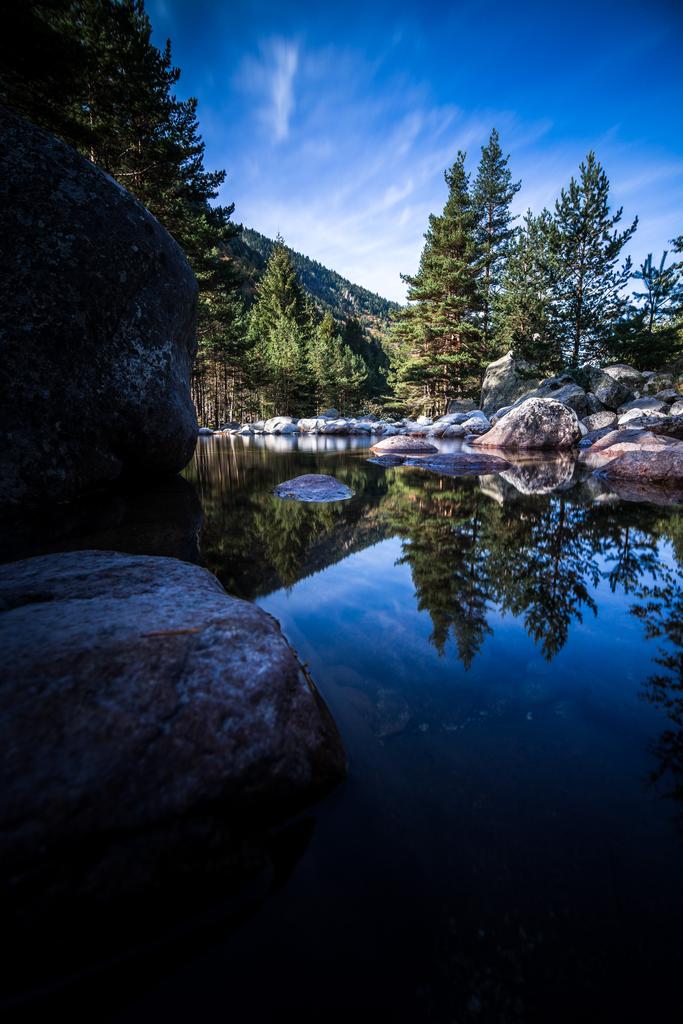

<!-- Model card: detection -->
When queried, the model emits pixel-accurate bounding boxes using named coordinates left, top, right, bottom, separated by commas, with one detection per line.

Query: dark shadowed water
left=6, top=434, right=683, bottom=1022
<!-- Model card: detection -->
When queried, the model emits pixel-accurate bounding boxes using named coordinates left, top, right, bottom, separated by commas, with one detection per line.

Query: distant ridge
left=229, top=226, right=399, bottom=337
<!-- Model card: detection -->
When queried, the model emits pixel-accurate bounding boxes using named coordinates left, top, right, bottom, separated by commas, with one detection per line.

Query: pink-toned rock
left=371, top=435, right=438, bottom=454
left=595, top=446, right=683, bottom=487
left=580, top=429, right=680, bottom=469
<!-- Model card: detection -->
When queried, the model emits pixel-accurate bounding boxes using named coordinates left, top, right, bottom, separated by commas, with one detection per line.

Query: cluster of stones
left=199, top=404, right=494, bottom=440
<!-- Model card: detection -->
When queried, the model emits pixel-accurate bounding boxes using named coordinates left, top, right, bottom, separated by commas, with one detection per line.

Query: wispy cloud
left=224, top=40, right=683, bottom=302
left=238, top=38, right=299, bottom=143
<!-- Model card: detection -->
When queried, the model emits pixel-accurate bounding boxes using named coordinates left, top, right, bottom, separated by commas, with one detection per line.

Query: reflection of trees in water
left=184, top=440, right=390, bottom=595
left=185, top=440, right=683, bottom=670
left=486, top=497, right=600, bottom=660
left=631, top=564, right=683, bottom=830
left=382, top=471, right=669, bottom=664
left=383, top=476, right=492, bottom=666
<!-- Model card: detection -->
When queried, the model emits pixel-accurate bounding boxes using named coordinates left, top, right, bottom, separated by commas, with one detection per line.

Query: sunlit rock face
left=582, top=410, right=618, bottom=431
left=0, top=551, right=345, bottom=903
left=472, top=398, right=582, bottom=449
left=0, top=109, right=198, bottom=508
left=479, top=351, right=541, bottom=417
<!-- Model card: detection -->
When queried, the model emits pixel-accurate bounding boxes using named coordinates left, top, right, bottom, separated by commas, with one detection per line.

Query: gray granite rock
left=0, top=109, right=198, bottom=508
left=273, top=474, right=354, bottom=501
left=403, top=452, right=511, bottom=476
left=371, top=435, right=439, bottom=454
left=0, top=551, right=346, bottom=882
left=479, top=352, right=541, bottom=417
left=472, top=398, right=582, bottom=449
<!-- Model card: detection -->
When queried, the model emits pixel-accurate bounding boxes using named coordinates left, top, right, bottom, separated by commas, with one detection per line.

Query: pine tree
left=605, top=250, right=683, bottom=369
left=308, top=312, right=341, bottom=411
left=392, top=152, right=484, bottom=415
left=472, top=129, right=521, bottom=358
left=493, top=209, right=562, bottom=371
left=551, top=152, right=637, bottom=366
left=247, top=239, right=311, bottom=415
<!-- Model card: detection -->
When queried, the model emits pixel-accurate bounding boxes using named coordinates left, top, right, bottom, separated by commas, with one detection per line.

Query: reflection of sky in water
left=171, top=436, right=683, bottom=1019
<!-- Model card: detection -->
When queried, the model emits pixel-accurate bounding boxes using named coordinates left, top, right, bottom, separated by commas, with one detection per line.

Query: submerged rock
left=403, top=452, right=510, bottom=477
left=0, top=551, right=346, bottom=890
left=367, top=454, right=406, bottom=467
left=472, top=398, right=582, bottom=449
left=371, top=435, right=439, bottom=454
left=273, top=474, right=354, bottom=502
left=0, top=109, right=198, bottom=508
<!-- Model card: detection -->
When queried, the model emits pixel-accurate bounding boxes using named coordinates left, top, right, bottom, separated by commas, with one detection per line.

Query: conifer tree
left=392, top=152, right=484, bottom=415
left=551, top=152, right=637, bottom=365
left=308, top=312, right=341, bottom=411
left=605, top=250, right=683, bottom=368
left=247, top=239, right=311, bottom=415
left=493, top=209, right=562, bottom=372
left=472, top=129, right=521, bottom=358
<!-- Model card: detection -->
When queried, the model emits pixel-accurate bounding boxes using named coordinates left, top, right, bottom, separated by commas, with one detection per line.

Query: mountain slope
left=229, top=226, right=399, bottom=338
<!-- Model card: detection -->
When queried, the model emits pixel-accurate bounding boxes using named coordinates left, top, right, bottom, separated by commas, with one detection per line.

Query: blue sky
left=149, top=0, right=683, bottom=302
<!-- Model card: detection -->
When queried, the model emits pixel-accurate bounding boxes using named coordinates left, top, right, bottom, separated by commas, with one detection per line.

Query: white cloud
left=225, top=43, right=683, bottom=303
left=238, top=38, right=299, bottom=143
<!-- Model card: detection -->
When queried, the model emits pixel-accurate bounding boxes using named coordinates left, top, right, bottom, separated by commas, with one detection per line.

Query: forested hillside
left=231, top=227, right=398, bottom=333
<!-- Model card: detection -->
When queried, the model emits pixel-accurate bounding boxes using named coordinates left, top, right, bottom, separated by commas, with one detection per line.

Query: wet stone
left=273, top=474, right=354, bottom=502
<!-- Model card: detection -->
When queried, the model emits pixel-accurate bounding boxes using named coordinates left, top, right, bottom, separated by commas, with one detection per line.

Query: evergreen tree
left=605, top=250, right=683, bottom=369
left=308, top=312, right=341, bottom=411
left=493, top=209, right=563, bottom=372
left=551, top=152, right=637, bottom=365
left=247, top=239, right=311, bottom=415
left=472, top=129, right=521, bottom=358
left=392, top=152, right=484, bottom=415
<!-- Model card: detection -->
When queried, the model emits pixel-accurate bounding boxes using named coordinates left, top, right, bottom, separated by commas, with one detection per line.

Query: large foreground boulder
left=479, top=351, right=541, bottom=417
left=0, top=109, right=198, bottom=508
left=472, top=397, right=582, bottom=449
left=0, top=551, right=345, bottom=886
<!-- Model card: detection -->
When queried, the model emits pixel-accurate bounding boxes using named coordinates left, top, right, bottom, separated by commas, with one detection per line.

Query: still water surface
left=153, top=434, right=683, bottom=1022
left=8, top=433, right=683, bottom=1021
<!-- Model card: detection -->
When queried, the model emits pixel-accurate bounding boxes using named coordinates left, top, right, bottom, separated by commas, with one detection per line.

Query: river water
left=7, top=434, right=683, bottom=1021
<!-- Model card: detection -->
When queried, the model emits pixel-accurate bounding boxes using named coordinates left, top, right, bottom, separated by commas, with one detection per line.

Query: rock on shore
left=0, top=551, right=346, bottom=890
left=0, top=109, right=198, bottom=508
left=472, top=398, right=582, bottom=449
